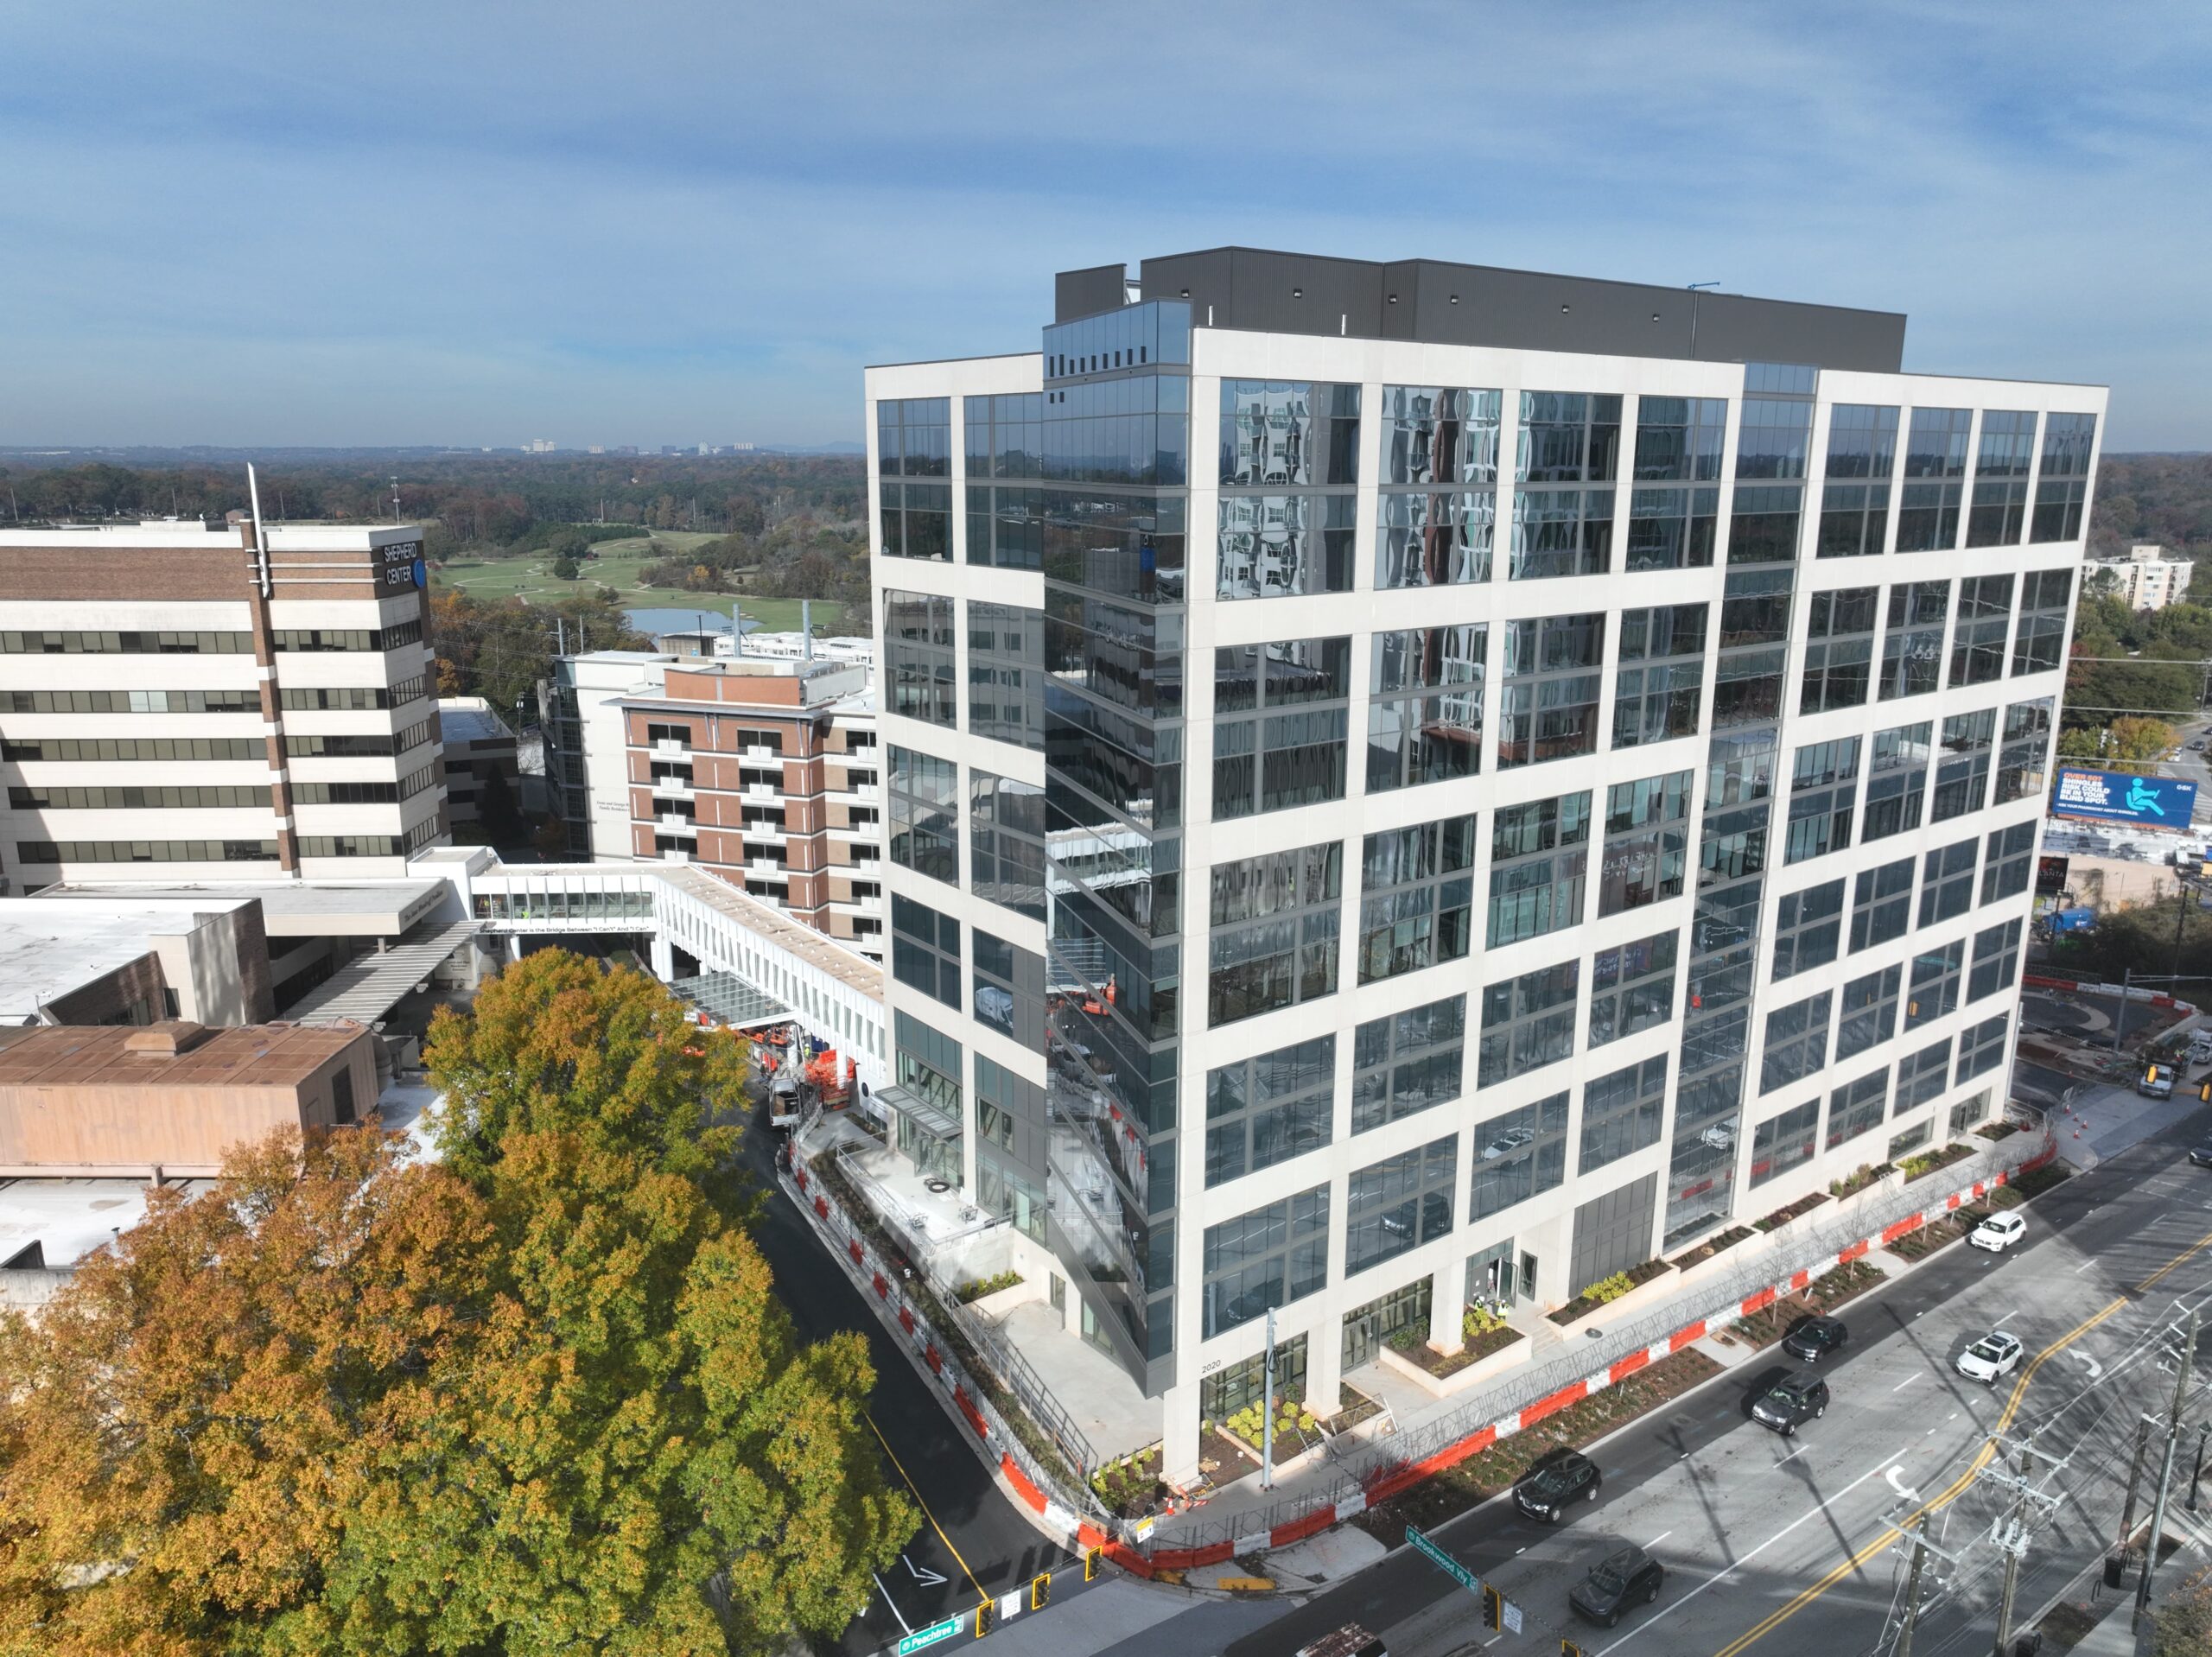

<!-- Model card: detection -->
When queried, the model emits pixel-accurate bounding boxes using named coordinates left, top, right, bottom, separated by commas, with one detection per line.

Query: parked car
left=1513, top=1450, right=1602, bottom=1522
left=1956, top=1330, right=2025, bottom=1385
left=1569, top=1546, right=1666, bottom=1628
left=1781, top=1315, right=1850, bottom=1363
left=1750, top=1370, right=1830, bottom=1436
left=1970, top=1212, right=2027, bottom=1253
left=2141, top=1071, right=2177, bottom=1100
left=2188, top=1141, right=2212, bottom=1169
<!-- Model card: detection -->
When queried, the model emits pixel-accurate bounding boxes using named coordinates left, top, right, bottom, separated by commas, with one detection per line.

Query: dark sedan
left=1569, top=1545, right=1665, bottom=1628
left=1781, top=1314, right=1849, bottom=1362
left=2190, top=1142, right=2212, bottom=1169
left=1513, top=1450, right=1601, bottom=1523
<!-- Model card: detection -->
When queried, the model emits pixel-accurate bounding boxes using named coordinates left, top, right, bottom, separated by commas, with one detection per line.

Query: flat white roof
left=0, top=908, right=162, bottom=1024
left=436, top=701, right=513, bottom=745
left=0, top=1177, right=197, bottom=1269
left=0, top=522, right=423, bottom=549
left=37, top=879, right=448, bottom=936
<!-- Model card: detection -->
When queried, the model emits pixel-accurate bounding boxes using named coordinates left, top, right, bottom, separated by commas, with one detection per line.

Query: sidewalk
left=2050, top=1078, right=2212, bottom=1170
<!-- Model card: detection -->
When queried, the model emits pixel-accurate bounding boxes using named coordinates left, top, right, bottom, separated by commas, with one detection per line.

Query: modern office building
left=867, top=247, right=2101, bottom=1475
left=543, top=649, right=886, bottom=957
left=0, top=519, right=447, bottom=894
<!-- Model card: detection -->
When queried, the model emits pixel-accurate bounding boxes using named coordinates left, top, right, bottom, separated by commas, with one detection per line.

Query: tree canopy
left=0, top=951, right=912, bottom=1655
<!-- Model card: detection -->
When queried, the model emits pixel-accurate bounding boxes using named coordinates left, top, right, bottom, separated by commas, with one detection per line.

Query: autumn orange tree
left=0, top=953, right=914, bottom=1655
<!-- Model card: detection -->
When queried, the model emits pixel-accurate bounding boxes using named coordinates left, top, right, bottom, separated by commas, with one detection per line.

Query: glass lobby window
left=1488, top=792, right=1592, bottom=947
left=2012, top=569, right=2072, bottom=675
left=1633, top=396, right=1728, bottom=482
left=1357, top=816, right=1476, bottom=985
left=1760, top=989, right=1833, bottom=1096
left=1836, top=964, right=1902, bottom=1062
left=1897, top=407, right=1972, bottom=552
left=2031, top=413, right=2097, bottom=543
left=1510, top=488, right=1614, bottom=580
left=877, top=397, right=950, bottom=478
left=1770, top=877, right=1846, bottom=981
left=1948, top=576, right=2015, bottom=689
left=1784, top=737, right=1860, bottom=865
left=1904, top=940, right=1964, bottom=1032
left=1201, top=1183, right=1330, bottom=1339
left=1214, top=638, right=1351, bottom=820
left=1517, top=392, right=1622, bottom=483
left=1849, top=855, right=1916, bottom=952
left=1624, top=486, right=1719, bottom=572
left=891, top=896, right=962, bottom=1010
left=1588, top=930, right=1679, bottom=1049
left=1993, top=699, right=2054, bottom=804
left=1205, top=1037, right=1336, bottom=1189
left=1613, top=603, right=1707, bottom=748
left=968, top=600, right=1045, bottom=751
left=1983, top=819, right=2037, bottom=904
left=1368, top=625, right=1485, bottom=792
left=1967, top=411, right=2037, bottom=547
left=1919, top=838, right=1980, bottom=927
left=963, top=391, right=1044, bottom=480
left=1498, top=613, right=1605, bottom=768
left=1931, top=710, right=1997, bottom=822
left=1207, top=841, right=1344, bottom=1027
left=1376, top=489, right=1494, bottom=587
left=1477, top=959, right=1580, bottom=1088
left=1957, top=1013, right=2008, bottom=1083
left=1969, top=918, right=2024, bottom=1003
left=1382, top=386, right=1501, bottom=485
left=1218, top=494, right=1355, bottom=600
left=1351, top=994, right=1465, bottom=1134
left=883, top=590, right=957, bottom=727
left=1892, top=1039, right=1948, bottom=1111
left=1862, top=722, right=1932, bottom=842
left=1827, top=1069, right=1890, bottom=1150
left=1749, top=1098, right=1820, bottom=1188
left=1878, top=580, right=1950, bottom=702
left=1817, top=404, right=1899, bottom=558
left=1219, top=381, right=1361, bottom=486
left=887, top=745, right=959, bottom=885
left=969, top=768, right=1046, bottom=921
left=1345, top=1135, right=1458, bottom=1276
left=1797, top=587, right=1877, bottom=714
left=1580, top=1054, right=1668, bottom=1176
left=1469, top=1091, right=1571, bottom=1221
left=1598, top=770, right=1691, bottom=916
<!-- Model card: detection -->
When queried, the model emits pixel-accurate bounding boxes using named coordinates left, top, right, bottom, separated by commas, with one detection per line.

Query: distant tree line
left=2088, top=452, right=2212, bottom=559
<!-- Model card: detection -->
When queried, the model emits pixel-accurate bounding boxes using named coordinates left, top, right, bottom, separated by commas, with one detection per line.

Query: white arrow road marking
left=902, top=1554, right=948, bottom=1587
left=2068, top=1349, right=2104, bottom=1380
left=872, top=1571, right=912, bottom=1635
left=1886, top=1465, right=1923, bottom=1504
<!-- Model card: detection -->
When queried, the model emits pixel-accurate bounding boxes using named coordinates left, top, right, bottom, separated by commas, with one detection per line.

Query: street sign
left=1406, top=1525, right=1479, bottom=1593
left=896, top=1616, right=960, bottom=1654
left=1503, top=1599, right=1523, bottom=1634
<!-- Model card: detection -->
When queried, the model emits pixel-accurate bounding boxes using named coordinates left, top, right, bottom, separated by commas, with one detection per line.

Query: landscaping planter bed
left=1669, top=1225, right=1755, bottom=1272
left=1548, top=1259, right=1672, bottom=1327
left=1829, top=1162, right=1895, bottom=1199
left=1754, top=1192, right=1830, bottom=1232
left=1380, top=1324, right=1530, bottom=1398
left=1900, top=1142, right=1976, bottom=1184
left=1885, top=1205, right=1989, bottom=1262
left=1719, top=1259, right=1885, bottom=1349
left=1320, top=1382, right=1385, bottom=1437
left=1974, top=1121, right=2021, bottom=1142
left=1987, top=1162, right=2071, bottom=1208
left=1389, top=1320, right=1525, bottom=1379
left=1087, top=1445, right=1167, bottom=1520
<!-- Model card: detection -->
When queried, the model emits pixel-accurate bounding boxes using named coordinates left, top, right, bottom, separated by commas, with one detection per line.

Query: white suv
left=1956, top=1330, right=2024, bottom=1384
left=1969, top=1212, right=2025, bottom=1253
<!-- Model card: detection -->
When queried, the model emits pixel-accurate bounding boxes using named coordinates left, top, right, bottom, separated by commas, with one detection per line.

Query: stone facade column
left=1428, top=1265, right=1465, bottom=1354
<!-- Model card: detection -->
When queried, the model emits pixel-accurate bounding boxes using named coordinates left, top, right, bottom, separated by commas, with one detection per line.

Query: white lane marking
left=871, top=1571, right=912, bottom=1635
left=1776, top=1444, right=1809, bottom=1465
left=1996, top=1308, right=2020, bottom=1324
left=1893, top=1371, right=1924, bottom=1392
left=1644, top=1529, right=1673, bottom=1549
left=1886, top=1466, right=1923, bottom=1503
left=2068, top=1349, right=2104, bottom=1380
left=2077, top=1258, right=2099, bottom=1273
left=1589, top=1449, right=1907, bottom=1657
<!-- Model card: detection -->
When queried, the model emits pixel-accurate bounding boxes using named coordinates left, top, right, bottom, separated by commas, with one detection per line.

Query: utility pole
left=2113, top=965, right=2133, bottom=1057
left=1897, top=1514, right=1931, bottom=1657
left=1260, top=1305, right=1277, bottom=1491
left=2116, top=1414, right=2156, bottom=1575
left=2190, top=1422, right=2209, bottom=1516
left=1993, top=1444, right=2034, bottom=1657
left=2135, top=1308, right=2200, bottom=1633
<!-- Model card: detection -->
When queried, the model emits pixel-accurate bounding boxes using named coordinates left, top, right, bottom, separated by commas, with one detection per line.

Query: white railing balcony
left=746, top=781, right=776, bottom=800
left=749, top=856, right=788, bottom=875
left=658, top=813, right=696, bottom=834
left=655, top=738, right=687, bottom=755
left=653, top=778, right=694, bottom=799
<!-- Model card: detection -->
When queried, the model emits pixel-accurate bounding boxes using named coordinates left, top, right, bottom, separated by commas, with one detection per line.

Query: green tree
left=551, top=552, right=581, bottom=581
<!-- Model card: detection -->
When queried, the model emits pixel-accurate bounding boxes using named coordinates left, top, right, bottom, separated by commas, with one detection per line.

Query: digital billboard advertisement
left=2050, top=765, right=2199, bottom=827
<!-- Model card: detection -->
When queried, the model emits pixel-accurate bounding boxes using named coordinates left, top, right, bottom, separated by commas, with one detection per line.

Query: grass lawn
left=430, top=530, right=823, bottom=632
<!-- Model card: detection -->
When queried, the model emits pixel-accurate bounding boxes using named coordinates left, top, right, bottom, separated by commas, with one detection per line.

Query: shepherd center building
left=866, top=247, right=2100, bottom=1475
left=0, top=518, right=448, bottom=894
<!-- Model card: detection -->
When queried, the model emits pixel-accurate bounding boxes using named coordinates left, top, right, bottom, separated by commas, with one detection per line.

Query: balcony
left=742, top=743, right=780, bottom=763
left=658, top=813, right=697, bottom=835
left=746, top=780, right=777, bottom=800
left=655, top=737, right=688, bottom=756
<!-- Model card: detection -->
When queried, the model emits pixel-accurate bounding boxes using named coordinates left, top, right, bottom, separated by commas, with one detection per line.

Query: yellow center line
left=1711, top=1216, right=2212, bottom=1657
left=867, top=1412, right=992, bottom=1609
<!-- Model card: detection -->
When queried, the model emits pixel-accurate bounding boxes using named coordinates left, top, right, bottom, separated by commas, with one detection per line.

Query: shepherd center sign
left=2050, top=765, right=2198, bottom=826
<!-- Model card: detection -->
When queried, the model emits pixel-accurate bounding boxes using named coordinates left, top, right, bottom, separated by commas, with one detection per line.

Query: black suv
left=1751, top=1370, right=1829, bottom=1436
left=1781, top=1315, right=1849, bottom=1363
left=1512, top=1450, right=1601, bottom=1522
left=1569, top=1545, right=1665, bottom=1628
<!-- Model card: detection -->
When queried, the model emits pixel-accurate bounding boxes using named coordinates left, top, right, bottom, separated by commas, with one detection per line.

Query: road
left=1232, top=1120, right=2212, bottom=1657
left=734, top=1093, right=1069, bottom=1654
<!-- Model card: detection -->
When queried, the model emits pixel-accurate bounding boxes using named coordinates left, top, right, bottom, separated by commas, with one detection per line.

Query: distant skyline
left=3, top=3, right=2208, bottom=451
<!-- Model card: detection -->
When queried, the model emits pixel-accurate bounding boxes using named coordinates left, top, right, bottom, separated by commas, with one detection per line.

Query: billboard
left=2050, top=765, right=2199, bottom=827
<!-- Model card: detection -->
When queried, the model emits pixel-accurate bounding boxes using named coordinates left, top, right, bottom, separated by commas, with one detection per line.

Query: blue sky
left=3, top=2, right=2207, bottom=450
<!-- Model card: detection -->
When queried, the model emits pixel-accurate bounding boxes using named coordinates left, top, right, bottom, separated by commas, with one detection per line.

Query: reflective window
left=1728, top=485, right=1805, bottom=566
left=972, top=930, right=1046, bottom=1049
left=883, top=591, right=957, bottom=727
left=1488, top=792, right=1592, bottom=947
left=1213, top=638, right=1351, bottom=820
left=1219, top=382, right=1360, bottom=486
left=1580, top=1054, right=1668, bottom=1174
left=1818, top=404, right=1898, bottom=558
left=877, top=397, right=950, bottom=478
left=1931, top=710, right=1997, bottom=822
left=1904, top=938, right=1965, bottom=1032
left=1589, top=929, right=1680, bottom=1050
left=1599, top=770, right=1691, bottom=916
left=1381, top=386, right=1500, bottom=484
left=1516, top=392, right=1622, bottom=483
left=1351, top=994, right=1465, bottom=1134
left=888, top=745, right=958, bottom=886
left=1919, top=837, right=1980, bottom=927
left=1897, top=407, right=1972, bottom=552
left=1849, top=855, right=1916, bottom=952
left=1897, top=1038, right=1951, bottom=1111
left=1863, top=721, right=1932, bottom=842
left=1469, top=1091, right=1571, bottom=1220
left=1878, top=580, right=1950, bottom=702
left=963, top=391, right=1044, bottom=480
left=1614, top=603, right=1707, bottom=748
left=1218, top=494, right=1355, bottom=599
left=1510, top=487, right=1614, bottom=579
left=1983, top=819, right=2037, bottom=904
left=969, top=768, right=1045, bottom=921
left=1799, top=587, right=1877, bottom=715
left=1949, top=576, right=2015, bottom=688
left=968, top=600, right=1044, bottom=751
left=1994, top=698, right=2055, bottom=804
left=1784, top=737, right=1860, bottom=865
left=2031, top=414, right=2097, bottom=543
left=1970, top=918, right=2024, bottom=1003
left=1749, top=1098, right=1820, bottom=1188
left=1208, top=841, right=1343, bottom=1027
left=1368, top=625, right=1485, bottom=792
left=2012, top=569, right=2072, bottom=675
left=1956, top=1013, right=2008, bottom=1083
left=1826, top=1068, right=1890, bottom=1149
left=1837, top=964, right=1902, bottom=1062
left=1770, top=877, right=1846, bottom=981
left=1477, top=959, right=1580, bottom=1087
left=891, top=898, right=961, bottom=1010
left=1632, top=397, right=1728, bottom=481
left=1345, top=1135, right=1459, bottom=1275
left=1358, top=816, right=1476, bottom=985
left=965, top=484, right=1043, bottom=570
left=1498, top=613, right=1605, bottom=768
left=1760, top=989, right=1833, bottom=1096
left=1624, top=486, right=1718, bottom=571
left=1205, top=1037, right=1336, bottom=1188
left=1712, top=573, right=1790, bottom=728
left=1376, top=489, right=1494, bottom=587
left=1200, top=1184, right=1330, bottom=1338
left=1967, top=411, right=2037, bottom=547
